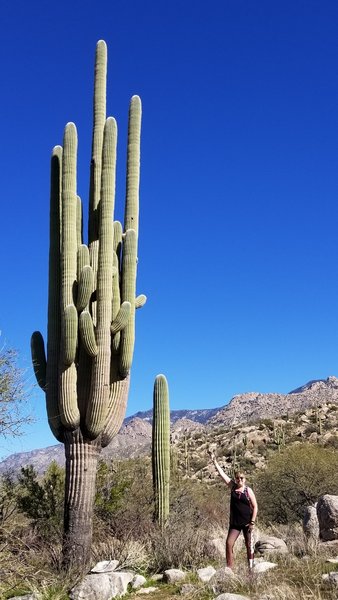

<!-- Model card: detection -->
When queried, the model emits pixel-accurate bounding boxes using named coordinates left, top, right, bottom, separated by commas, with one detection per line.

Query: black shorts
left=229, top=524, right=250, bottom=533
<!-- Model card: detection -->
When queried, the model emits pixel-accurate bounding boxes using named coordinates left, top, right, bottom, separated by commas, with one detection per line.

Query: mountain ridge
left=1, top=376, right=338, bottom=475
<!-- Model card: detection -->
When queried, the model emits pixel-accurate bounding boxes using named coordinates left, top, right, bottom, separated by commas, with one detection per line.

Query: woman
left=210, top=451, right=258, bottom=569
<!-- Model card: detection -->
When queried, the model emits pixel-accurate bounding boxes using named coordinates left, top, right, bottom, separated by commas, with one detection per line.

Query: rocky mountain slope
left=1, top=376, right=338, bottom=475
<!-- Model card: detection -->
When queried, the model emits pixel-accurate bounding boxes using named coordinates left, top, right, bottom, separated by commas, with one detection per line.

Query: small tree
left=255, top=443, right=338, bottom=523
left=0, top=344, right=33, bottom=437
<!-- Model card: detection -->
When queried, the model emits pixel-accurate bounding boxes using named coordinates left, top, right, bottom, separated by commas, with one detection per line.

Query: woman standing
left=210, top=451, right=258, bottom=569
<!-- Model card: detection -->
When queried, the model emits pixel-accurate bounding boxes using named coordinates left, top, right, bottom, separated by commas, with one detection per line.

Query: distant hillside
left=125, top=406, right=222, bottom=424
left=1, top=376, right=338, bottom=475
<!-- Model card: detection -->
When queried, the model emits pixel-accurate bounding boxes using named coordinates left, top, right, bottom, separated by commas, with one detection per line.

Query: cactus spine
left=30, top=41, right=145, bottom=567
left=152, top=375, right=170, bottom=528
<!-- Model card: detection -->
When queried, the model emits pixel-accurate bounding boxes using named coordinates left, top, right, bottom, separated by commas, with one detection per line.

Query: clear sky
left=1, top=0, right=338, bottom=459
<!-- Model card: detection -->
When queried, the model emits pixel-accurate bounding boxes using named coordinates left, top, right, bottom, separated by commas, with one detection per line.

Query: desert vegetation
left=1, top=435, right=338, bottom=598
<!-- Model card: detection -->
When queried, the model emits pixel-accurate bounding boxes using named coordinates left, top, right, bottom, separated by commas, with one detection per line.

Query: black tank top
left=230, top=484, right=252, bottom=528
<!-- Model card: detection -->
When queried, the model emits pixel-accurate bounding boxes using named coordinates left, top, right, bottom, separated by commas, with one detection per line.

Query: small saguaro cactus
left=152, top=374, right=170, bottom=528
left=30, top=40, right=145, bottom=567
left=273, top=422, right=285, bottom=452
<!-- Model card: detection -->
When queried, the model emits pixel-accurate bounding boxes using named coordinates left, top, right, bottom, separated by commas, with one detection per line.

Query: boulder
left=196, top=566, right=217, bottom=582
left=132, top=574, right=147, bottom=589
left=91, top=560, right=119, bottom=573
left=70, top=571, right=134, bottom=599
left=255, top=535, right=288, bottom=556
left=303, top=504, right=319, bottom=539
left=135, top=588, right=158, bottom=595
left=322, top=571, right=338, bottom=587
left=209, top=567, right=236, bottom=595
left=252, top=561, right=277, bottom=574
left=163, top=568, right=186, bottom=583
left=317, top=495, right=338, bottom=541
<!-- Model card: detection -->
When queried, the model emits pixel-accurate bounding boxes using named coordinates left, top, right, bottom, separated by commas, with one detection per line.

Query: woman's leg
left=226, top=528, right=241, bottom=568
left=243, top=527, right=255, bottom=569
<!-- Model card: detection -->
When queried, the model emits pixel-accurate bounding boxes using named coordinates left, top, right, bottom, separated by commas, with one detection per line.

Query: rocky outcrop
left=209, top=376, right=338, bottom=427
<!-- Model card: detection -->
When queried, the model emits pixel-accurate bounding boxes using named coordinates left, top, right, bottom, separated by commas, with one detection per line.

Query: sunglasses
left=235, top=476, right=245, bottom=480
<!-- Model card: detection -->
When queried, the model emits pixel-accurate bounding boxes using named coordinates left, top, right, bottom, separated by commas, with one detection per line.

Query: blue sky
left=1, top=0, right=338, bottom=459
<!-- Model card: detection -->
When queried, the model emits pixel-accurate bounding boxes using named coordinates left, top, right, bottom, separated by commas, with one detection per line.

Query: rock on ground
left=252, top=561, right=277, bottom=573
left=255, top=535, right=288, bottom=556
left=214, top=594, right=250, bottom=600
left=91, top=560, right=119, bottom=573
left=70, top=571, right=134, bottom=600
left=317, top=495, right=338, bottom=541
left=132, top=574, right=147, bottom=589
left=303, top=504, right=319, bottom=539
left=8, top=596, right=36, bottom=600
left=164, top=568, right=186, bottom=583
left=135, top=587, right=158, bottom=595
left=197, top=565, right=217, bottom=582
left=322, top=571, right=338, bottom=586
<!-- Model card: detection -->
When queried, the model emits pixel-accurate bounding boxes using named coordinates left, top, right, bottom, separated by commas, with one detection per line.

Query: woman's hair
left=234, top=471, right=245, bottom=479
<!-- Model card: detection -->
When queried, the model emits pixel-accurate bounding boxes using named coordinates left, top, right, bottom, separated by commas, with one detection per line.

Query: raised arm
left=209, top=450, right=233, bottom=487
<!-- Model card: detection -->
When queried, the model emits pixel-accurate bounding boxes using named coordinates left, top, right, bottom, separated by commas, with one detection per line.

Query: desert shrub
left=148, top=477, right=229, bottom=570
left=149, top=484, right=216, bottom=571
left=94, top=457, right=153, bottom=540
left=254, top=443, right=338, bottom=524
left=16, top=461, right=64, bottom=538
left=0, top=471, right=18, bottom=528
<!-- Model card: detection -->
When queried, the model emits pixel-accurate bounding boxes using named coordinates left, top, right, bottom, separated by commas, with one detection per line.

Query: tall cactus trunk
left=62, top=433, right=101, bottom=567
left=31, top=41, right=145, bottom=570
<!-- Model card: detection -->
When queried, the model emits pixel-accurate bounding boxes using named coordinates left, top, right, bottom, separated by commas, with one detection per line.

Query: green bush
left=254, top=443, right=338, bottom=524
left=94, top=458, right=153, bottom=539
left=17, top=461, right=64, bottom=538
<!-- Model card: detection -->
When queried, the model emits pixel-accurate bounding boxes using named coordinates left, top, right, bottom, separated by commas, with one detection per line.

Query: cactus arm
left=62, top=305, right=78, bottom=365
left=119, top=229, right=137, bottom=377
left=135, top=294, right=147, bottom=309
left=77, top=265, right=94, bottom=312
left=124, top=96, right=142, bottom=238
left=79, top=311, right=98, bottom=356
left=88, top=40, right=107, bottom=244
left=113, top=220, right=123, bottom=259
left=101, top=376, right=130, bottom=447
left=59, top=123, right=80, bottom=429
left=31, top=331, right=46, bottom=390
left=77, top=244, right=90, bottom=278
left=76, top=195, right=83, bottom=248
left=86, top=117, right=117, bottom=439
left=111, top=301, right=131, bottom=334
left=152, top=374, right=170, bottom=528
left=46, top=145, right=64, bottom=441
left=111, top=252, right=121, bottom=354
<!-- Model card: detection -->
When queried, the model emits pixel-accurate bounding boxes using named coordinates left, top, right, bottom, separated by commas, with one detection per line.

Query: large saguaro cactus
left=31, top=40, right=145, bottom=567
left=152, top=374, right=170, bottom=528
